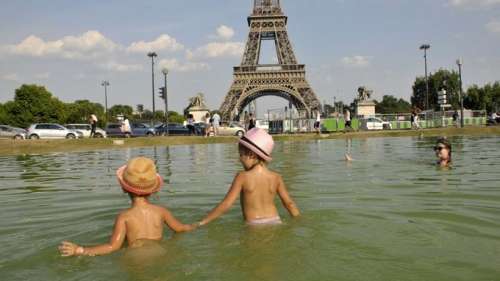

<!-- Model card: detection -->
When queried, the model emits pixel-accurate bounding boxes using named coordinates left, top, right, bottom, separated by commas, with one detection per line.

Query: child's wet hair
left=436, top=137, right=452, bottom=159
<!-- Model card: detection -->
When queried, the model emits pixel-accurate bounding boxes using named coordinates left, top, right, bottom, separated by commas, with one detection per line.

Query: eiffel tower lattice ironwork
left=219, top=0, right=321, bottom=121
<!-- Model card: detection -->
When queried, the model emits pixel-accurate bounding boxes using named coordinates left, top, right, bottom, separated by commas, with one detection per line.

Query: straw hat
left=238, top=128, right=274, bottom=162
left=116, top=157, right=163, bottom=196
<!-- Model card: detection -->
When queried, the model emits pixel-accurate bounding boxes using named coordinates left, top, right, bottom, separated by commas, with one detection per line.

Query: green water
left=1, top=136, right=499, bottom=281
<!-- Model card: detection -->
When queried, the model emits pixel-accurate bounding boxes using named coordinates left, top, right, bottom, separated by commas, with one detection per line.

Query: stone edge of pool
left=1, top=127, right=499, bottom=156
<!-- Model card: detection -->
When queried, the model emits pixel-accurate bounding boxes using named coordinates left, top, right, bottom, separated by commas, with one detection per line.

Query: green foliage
left=464, top=82, right=500, bottom=113
left=6, top=84, right=67, bottom=128
left=168, top=111, right=185, bottom=123
left=0, top=103, right=7, bottom=124
left=375, top=95, right=412, bottom=114
left=66, top=100, right=105, bottom=126
left=109, top=105, right=134, bottom=120
left=411, top=69, right=461, bottom=111
left=0, top=84, right=190, bottom=127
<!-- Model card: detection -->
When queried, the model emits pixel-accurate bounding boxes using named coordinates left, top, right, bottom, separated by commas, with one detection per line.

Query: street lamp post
left=457, top=58, right=464, bottom=128
left=101, top=81, right=110, bottom=122
left=147, top=52, right=158, bottom=125
left=162, top=68, right=169, bottom=136
left=419, top=44, right=431, bottom=111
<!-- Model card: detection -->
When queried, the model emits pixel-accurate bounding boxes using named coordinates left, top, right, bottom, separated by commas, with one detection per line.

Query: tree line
left=0, top=84, right=185, bottom=129
left=323, top=68, right=499, bottom=115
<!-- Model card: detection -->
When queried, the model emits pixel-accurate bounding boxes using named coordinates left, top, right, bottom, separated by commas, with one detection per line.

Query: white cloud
left=4, top=31, right=118, bottom=59
left=448, top=0, right=500, bottom=7
left=99, top=62, right=143, bottom=72
left=216, top=25, right=235, bottom=40
left=34, top=72, right=50, bottom=79
left=187, top=41, right=244, bottom=60
left=486, top=19, right=500, bottom=33
left=1, top=73, right=20, bottom=81
left=126, top=34, right=184, bottom=53
left=159, top=58, right=209, bottom=72
left=341, top=55, right=372, bottom=68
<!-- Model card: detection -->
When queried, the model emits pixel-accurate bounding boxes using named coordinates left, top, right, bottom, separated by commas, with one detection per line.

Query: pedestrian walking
left=314, top=110, right=321, bottom=134
left=344, top=109, right=351, bottom=132
left=187, top=114, right=196, bottom=136
left=248, top=113, right=256, bottom=130
left=89, top=114, right=98, bottom=138
left=212, top=112, right=221, bottom=136
left=411, top=111, right=420, bottom=130
left=243, top=111, right=250, bottom=131
left=204, top=113, right=212, bottom=137
left=121, top=116, right=131, bottom=137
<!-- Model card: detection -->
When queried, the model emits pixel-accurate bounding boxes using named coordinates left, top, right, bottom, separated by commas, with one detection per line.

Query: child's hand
left=58, top=241, right=84, bottom=257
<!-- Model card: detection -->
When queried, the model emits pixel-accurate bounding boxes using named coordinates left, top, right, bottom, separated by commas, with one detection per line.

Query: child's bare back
left=239, top=165, right=297, bottom=222
left=59, top=157, right=194, bottom=257
left=199, top=128, right=300, bottom=226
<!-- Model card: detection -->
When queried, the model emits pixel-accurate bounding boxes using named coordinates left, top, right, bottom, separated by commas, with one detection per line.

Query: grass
left=1, top=126, right=499, bottom=156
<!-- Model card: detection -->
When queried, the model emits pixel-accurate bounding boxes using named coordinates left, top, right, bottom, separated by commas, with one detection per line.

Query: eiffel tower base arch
left=218, top=0, right=321, bottom=121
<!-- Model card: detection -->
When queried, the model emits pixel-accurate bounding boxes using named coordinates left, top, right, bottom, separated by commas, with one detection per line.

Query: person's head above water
left=434, top=137, right=452, bottom=165
left=116, top=157, right=163, bottom=196
left=238, top=128, right=274, bottom=166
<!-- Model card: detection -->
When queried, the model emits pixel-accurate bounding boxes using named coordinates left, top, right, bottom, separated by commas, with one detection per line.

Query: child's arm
left=162, top=208, right=197, bottom=232
left=277, top=175, right=300, bottom=217
left=198, top=172, right=244, bottom=226
left=58, top=214, right=127, bottom=257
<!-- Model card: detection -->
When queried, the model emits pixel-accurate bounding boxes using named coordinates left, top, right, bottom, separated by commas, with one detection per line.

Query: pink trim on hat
left=116, top=165, right=163, bottom=196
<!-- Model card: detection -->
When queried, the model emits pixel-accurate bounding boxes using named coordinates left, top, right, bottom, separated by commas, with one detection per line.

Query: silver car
left=65, top=124, right=107, bottom=138
left=27, top=123, right=81, bottom=139
left=0, top=125, right=27, bottom=140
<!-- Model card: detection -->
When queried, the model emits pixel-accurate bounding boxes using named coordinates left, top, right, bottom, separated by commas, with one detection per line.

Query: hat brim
left=116, top=165, right=163, bottom=196
left=239, top=138, right=272, bottom=162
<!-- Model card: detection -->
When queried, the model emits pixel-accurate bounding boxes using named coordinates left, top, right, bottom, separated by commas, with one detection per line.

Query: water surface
left=0, top=136, right=499, bottom=280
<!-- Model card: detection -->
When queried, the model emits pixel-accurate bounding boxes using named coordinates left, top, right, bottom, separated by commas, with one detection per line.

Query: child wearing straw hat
left=198, top=128, right=300, bottom=226
left=59, top=157, right=195, bottom=257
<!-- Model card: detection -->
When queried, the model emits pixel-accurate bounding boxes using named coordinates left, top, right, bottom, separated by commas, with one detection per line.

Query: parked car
left=105, top=123, right=156, bottom=138
left=0, top=125, right=27, bottom=140
left=155, top=123, right=191, bottom=136
left=361, top=117, right=392, bottom=130
left=27, top=123, right=81, bottom=139
left=65, top=124, right=107, bottom=138
left=213, top=122, right=246, bottom=137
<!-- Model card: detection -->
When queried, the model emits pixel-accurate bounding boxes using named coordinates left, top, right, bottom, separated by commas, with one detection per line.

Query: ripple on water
left=0, top=136, right=499, bottom=280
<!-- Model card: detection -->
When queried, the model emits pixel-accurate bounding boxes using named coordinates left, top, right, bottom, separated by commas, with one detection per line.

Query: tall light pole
left=161, top=68, right=169, bottom=136
left=101, top=80, right=110, bottom=122
left=457, top=58, right=464, bottom=128
left=147, top=52, right=158, bottom=124
left=420, top=44, right=431, bottom=111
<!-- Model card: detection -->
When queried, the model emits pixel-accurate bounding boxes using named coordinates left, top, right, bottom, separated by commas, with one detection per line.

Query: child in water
left=58, top=157, right=195, bottom=257
left=198, top=128, right=300, bottom=226
left=434, top=138, right=452, bottom=167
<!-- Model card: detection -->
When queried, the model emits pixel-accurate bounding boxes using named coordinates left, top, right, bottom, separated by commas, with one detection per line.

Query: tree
left=411, top=69, right=461, bottom=111
left=168, top=111, right=185, bottom=123
left=65, top=100, right=105, bottom=126
left=109, top=104, right=133, bottom=120
left=464, top=82, right=500, bottom=113
left=375, top=95, right=412, bottom=114
left=6, top=84, right=67, bottom=128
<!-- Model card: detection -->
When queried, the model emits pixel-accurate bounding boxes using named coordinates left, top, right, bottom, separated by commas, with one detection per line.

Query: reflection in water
left=0, top=136, right=499, bottom=281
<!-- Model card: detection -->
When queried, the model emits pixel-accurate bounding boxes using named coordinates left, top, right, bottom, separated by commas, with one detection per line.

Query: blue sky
left=1, top=0, right=499, bottom=115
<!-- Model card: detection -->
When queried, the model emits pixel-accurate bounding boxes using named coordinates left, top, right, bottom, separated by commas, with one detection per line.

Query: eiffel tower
left=219, top=0, right=321, bottom=121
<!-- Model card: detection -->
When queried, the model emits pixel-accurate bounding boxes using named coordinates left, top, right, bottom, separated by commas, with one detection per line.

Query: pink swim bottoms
left=246, top=216, right=282, bottom=226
